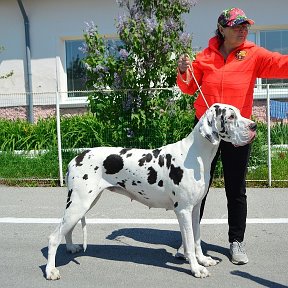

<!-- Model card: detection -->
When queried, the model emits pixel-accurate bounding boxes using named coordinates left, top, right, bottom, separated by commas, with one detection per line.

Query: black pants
left=195, top=118, right=251, bottom=243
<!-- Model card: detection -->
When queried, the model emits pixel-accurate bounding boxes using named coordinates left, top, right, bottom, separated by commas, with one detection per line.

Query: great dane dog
left=46, top=103, right=256, bottom=280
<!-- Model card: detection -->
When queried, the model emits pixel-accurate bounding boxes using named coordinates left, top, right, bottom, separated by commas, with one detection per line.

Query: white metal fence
left=0, top=85, right=287, bottom=186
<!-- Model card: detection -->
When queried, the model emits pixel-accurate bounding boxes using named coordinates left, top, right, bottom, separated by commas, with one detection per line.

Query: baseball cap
left=218, top=7, right=254, bottom=27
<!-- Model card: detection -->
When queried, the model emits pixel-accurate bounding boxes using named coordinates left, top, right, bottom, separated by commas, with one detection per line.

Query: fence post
left=266, top=84, right=272, bottom=187
left=56, top=92, right=64, bottom=186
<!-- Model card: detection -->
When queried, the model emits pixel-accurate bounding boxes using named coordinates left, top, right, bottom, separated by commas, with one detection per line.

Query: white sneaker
left=230, top=241, right=249, bottom=265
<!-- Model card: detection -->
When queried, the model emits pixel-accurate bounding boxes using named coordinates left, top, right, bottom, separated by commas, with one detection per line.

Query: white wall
left=0, top=0, right=288, bottom=103
left=0, top=0, right=120, bottom=97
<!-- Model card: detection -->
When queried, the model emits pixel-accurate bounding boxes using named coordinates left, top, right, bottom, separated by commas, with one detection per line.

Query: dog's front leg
left=192, top=204, right=219, bottom=267
left=175, top=208, right=210, bottom=278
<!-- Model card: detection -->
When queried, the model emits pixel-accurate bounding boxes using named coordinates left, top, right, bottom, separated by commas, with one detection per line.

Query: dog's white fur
left=45, top=103, right=256, bottom=280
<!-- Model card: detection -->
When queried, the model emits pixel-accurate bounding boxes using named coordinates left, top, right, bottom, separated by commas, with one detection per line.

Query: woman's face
left=220, top=23, right=250, bottom=47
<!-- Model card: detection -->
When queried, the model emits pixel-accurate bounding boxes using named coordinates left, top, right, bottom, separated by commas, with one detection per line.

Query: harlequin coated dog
left=46, top=103, right=256, bottom=280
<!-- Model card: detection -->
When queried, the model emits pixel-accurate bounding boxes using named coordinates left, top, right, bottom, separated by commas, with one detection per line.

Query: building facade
left=0, top=0, right=288, bottom=110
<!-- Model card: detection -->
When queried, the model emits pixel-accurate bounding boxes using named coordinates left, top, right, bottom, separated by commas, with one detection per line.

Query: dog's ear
left=199, top=106, right=220, bottom=145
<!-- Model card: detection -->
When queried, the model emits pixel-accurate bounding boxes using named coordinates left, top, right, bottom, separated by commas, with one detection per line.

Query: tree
left=83, top=0, right=197, bottom=90
left=81, top=0, right=198, bottom=148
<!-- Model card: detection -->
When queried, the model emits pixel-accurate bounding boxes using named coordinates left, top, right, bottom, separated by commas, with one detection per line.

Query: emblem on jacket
left=235, top=50, right=247, bottom=61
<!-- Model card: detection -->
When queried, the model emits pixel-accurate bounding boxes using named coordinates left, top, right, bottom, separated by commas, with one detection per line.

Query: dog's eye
left=228, top=115, right=235, bottom=120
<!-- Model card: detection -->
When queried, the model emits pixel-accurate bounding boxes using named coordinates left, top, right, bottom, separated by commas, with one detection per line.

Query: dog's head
left=199, top=103, right=257, bottom=146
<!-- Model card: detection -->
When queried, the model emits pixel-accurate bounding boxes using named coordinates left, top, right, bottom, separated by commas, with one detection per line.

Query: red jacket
left=177, top=36, right=288, bottom=119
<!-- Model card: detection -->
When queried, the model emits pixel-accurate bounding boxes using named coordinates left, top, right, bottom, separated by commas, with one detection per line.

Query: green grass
left=0, top=150, right=78, bottom=186
left=1, top=148, right=287, bottom=187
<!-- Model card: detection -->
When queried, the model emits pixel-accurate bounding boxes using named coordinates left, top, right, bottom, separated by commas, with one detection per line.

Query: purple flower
left=145, top=17, right=157, bottom=33
left=162, top=43, right=171, bottom=53
left=93, top=64, right=108, bottom=73
left=113, top=72, right=122, bottom=88
left=164, top=18, right=179, bottom=32
left=79, top=42, right=88, bottom=54
left=179, top=32, right=192, bottom=47
left=170, top=0, right=198, bottom=9
left=119, top=48, right=129, bottom=59
left=116, top=15, right=128, bottom=34
left=84, top=21, right=97, bottom=37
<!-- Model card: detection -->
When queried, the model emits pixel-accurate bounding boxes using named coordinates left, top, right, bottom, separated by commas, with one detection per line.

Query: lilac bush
left=82, top=0, right=198, bottom=147
left=83, top=0, right=198, bottom=90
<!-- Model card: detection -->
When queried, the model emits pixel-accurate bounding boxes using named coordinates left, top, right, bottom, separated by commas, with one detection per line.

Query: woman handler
left=177, top=7, right=288, bottom=264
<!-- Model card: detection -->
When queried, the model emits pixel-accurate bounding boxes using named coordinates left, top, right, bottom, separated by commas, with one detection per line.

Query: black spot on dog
left=103, top=154, right=124, bottom=174
left=174, top=202, right=178, bottom=208
left=158, top=180, right=163, bottom=187
left=147, top=167, right=157, bottom=184
left=89, top=190, right=93, bottom=193
left=66, top=201, right=72, bottom=209
left=126, top=153, right=132, bottom=158
left=152, top=149, right=161, bottom=158
left=166, top=154, right=172, bottom=169
left=94, top=166, right=99, bottom=172
left=138, top=191, right=144, bottom=195
left=132, top=180, right=138, bottom=186
left=83, top=174, right=88, bottom=180
left=120, top=148, right=132, bottom=155
left=169, top=165, right=183, bottom=185
left=212, top=131, right=219, bottom=140
left=158, top=155, right=164, bottom=167
left=172, top=191, right=176, bottom=196
left=138, top=153, right=153, bottom=167
left=205, top=134, right=213, bottom=143
left=75, top=150, right=91, bottom=167
left=66, top=189, right=73, bottom=209
left=117, top=180, right=126, bottom=188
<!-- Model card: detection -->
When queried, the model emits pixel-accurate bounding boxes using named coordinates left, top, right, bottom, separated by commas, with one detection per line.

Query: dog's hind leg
left=65, top=190, right=103, bottom=253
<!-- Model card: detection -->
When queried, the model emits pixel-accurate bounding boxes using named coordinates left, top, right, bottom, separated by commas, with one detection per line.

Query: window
left=248, top=29, right=288, bottom=85
left=66, top=40, right=86, bottom=95
left=65, top=38, right=124, bottom=96
left=260, top=30, right=288, bottom=85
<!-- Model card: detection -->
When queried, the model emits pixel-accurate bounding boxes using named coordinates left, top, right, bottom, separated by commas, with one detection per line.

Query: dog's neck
left=181, top=125, right=220, bottom=170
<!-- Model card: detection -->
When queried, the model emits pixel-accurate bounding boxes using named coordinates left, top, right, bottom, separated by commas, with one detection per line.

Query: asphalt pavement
left=0, top=186, right=287, bottom=288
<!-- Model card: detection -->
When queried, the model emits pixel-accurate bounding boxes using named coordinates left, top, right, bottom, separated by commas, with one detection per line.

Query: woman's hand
left=178, top=54, right=191, bottom=74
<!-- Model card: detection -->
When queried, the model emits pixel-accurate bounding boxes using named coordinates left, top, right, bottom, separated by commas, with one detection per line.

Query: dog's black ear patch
left=103, top=154, right=124, bottom=174
left=147, top=167, right=157, bottom=184
left=169, top=165, right=183, bottom=185
left=75, top=150, right=91, bottom=167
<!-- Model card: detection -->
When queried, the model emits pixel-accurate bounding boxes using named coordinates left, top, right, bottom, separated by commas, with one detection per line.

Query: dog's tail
left=81, top=217, right=87, bottom=251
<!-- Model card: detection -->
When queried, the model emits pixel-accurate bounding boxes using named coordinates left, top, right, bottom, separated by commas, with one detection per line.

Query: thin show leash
left=177, top=54, right=210, bottom=109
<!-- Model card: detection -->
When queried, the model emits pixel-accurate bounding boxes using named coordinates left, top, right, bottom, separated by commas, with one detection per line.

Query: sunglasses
left=229, top=24, right=251, bottom=32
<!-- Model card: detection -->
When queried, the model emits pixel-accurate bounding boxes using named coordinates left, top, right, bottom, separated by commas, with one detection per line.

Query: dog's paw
left=197, top=255, right=219, bottom=267
left=191, top=265, right=210, bottom=278
left=46, top=267, right=61, bottom=280
left=66, top=244, right=83, bottom=254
